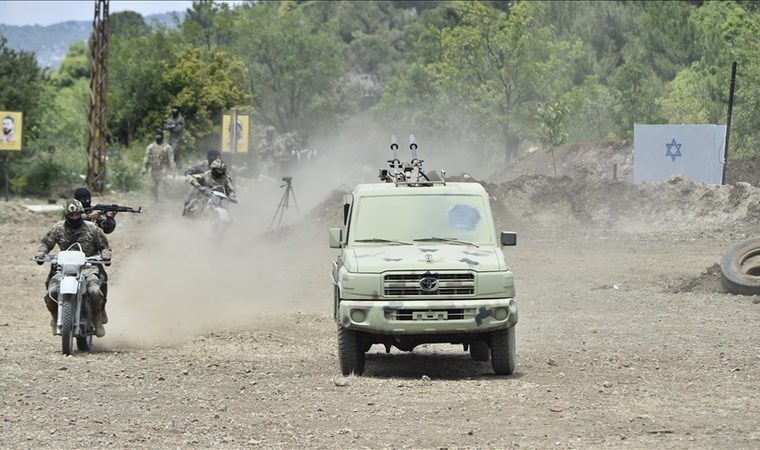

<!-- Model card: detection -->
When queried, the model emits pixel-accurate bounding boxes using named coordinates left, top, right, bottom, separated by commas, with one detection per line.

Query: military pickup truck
left=329, top=136, right=518, bottom=375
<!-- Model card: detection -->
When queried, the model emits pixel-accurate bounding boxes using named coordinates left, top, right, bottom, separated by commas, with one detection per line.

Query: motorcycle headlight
left=211, top=195, right=221, bottom=206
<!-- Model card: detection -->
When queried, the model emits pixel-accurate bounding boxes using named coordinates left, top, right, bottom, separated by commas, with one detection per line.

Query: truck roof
left=353, top=182, right=487, bottom=197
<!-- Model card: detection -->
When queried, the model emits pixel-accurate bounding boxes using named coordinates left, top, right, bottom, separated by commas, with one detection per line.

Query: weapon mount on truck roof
left=379, top=134, right=446, bottom=186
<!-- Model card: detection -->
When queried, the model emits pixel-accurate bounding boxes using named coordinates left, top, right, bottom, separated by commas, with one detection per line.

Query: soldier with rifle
left=67, top=187, right=142, bottom=325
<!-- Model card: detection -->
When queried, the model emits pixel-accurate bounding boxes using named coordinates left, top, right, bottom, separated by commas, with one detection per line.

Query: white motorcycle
left=34, top=244, right=108, bottom=355
left=195, top=186, right=237, bottom=239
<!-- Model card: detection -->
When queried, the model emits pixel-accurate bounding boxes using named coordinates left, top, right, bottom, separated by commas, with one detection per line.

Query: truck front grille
left=383, top=272, right=475, bottom=297
left=391, top=308, right=474, bottom=321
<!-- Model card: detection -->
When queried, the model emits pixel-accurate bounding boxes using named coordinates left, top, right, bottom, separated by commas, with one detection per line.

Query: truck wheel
left=721, top=237, right=760, bottom=295
left=338, top=323, right=365, bottom=375
left=469, top=339, right=490, bottom=361
left=491, top=327, right=516, bottom=375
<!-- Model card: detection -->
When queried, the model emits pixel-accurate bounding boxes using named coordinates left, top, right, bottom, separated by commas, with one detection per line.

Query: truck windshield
left=351, top=194, right=493, bottom=244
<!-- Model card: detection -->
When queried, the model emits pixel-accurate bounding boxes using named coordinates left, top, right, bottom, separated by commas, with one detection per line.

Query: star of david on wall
left=665, top=138, right=682, bottom=162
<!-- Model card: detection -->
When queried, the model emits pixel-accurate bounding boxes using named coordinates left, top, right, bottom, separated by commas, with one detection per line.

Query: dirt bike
left=184, top=185, right=237, bottom=239
left=34, top=244, right=108, bottom=355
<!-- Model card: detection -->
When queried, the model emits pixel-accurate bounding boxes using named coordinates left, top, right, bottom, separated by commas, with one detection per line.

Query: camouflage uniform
left=183, top=159, right=237, bottom=217
left=37, top=200, right=112, bottom=337
left=164, top=109, right=185, bottom=162
left=142, top=136, right=176, bottom=202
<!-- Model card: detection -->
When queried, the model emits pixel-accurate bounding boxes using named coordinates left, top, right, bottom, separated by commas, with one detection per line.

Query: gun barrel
left=409, top=134, right=418, bottom=160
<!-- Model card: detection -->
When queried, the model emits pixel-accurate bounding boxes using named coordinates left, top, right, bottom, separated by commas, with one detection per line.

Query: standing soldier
left=164, top=105, right=185, bottom=166
left=142, top=130, right=176, bottom=202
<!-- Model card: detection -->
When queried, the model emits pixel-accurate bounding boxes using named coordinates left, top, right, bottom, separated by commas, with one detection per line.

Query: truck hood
left=348, top=245, right=504, bottom=273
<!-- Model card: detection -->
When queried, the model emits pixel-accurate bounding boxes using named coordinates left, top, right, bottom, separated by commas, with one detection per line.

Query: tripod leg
left=289, top=185, right=301, bottom=217
left=269, top=189, right=290, bottom=230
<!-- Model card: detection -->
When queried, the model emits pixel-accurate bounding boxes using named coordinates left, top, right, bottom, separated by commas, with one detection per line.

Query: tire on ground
left=337, top=323, right=365, bottom=376
left=721, top=237, right=760, bottom=295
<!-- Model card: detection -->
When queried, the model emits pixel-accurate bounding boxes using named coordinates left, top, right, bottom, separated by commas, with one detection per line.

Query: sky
left=0, top=1, right=198, bottom=26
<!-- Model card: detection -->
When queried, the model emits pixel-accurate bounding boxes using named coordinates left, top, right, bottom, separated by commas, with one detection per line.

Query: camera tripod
left=269, top=176, right=301, bottom=230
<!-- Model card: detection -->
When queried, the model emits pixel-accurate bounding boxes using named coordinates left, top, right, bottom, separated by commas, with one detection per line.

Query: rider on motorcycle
left=182, top=158, right=237, bottom=217
left=35, top=199, right=112, bottom=337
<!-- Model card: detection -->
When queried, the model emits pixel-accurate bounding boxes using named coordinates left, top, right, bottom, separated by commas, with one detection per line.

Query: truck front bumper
left=339, top=298, right=517, bottom=334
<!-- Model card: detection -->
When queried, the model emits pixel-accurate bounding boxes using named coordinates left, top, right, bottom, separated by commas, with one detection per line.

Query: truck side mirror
left=501, top=231, right=517, bottom=247
left=329, top=228, right=343, bottom=248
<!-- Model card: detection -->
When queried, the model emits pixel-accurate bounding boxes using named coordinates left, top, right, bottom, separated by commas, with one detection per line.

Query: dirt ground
left=2, top=144, right=760, bottom=449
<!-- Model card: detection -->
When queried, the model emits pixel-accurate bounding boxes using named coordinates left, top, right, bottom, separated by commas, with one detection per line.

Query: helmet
left=210, top=159, right=227, bottom=178
left=63, top=199, right=84, bottom=215
left=210, top=159, right=226, bottom=170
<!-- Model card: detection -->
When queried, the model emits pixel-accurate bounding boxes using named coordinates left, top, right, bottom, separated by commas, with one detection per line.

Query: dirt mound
left=488, top=140, right=634, bottom=184
left=489, top=174, right=760, bottom=233
left=667, top=263, right=726, bottom=294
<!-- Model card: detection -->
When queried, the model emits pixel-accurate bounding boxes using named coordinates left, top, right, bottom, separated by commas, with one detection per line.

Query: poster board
left=221, top=114, right=249, bottom=153
left=0, top=111, right=23, bottom=151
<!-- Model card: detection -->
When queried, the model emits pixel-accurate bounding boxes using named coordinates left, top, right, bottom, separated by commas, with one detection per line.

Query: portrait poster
left=0, top=111, right=23, bottom=151
left=221, top=114, right=249, bottom=153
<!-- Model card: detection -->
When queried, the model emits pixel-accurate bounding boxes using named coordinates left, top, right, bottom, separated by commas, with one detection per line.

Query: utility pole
left=87, top=0, right=109, bottom=192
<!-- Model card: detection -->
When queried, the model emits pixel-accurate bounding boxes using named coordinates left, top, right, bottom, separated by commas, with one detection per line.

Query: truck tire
left=491, top=327, right=516, bottom=375
left=338, top=323, right=365, bottom=376
left=721, top=237, right=760, bottom=295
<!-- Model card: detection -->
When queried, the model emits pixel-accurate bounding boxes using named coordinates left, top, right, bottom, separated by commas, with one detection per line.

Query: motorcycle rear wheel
left=60, top=294, right=75, bottom=355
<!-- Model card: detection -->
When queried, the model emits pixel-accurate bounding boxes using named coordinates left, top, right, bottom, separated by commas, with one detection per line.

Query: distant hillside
left=0, top=12, right=184, bottom=69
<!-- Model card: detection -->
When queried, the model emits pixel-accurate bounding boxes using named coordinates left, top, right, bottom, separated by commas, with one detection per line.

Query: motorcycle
left=34, top=243, right=108, bottom=355
left=185, top=185, right=237, bottom=239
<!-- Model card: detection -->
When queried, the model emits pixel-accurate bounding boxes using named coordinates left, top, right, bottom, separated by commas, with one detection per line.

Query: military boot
left=50, top=315, right=57, bottom=335
left=92, top=313, right=105, bottom=338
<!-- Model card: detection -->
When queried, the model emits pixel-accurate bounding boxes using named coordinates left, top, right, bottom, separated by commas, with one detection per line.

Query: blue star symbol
left=665, top=138, right=682, bottom=162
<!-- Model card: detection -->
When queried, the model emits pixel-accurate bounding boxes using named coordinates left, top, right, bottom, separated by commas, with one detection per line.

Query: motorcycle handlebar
left=32, top=255, right=112, bottom=266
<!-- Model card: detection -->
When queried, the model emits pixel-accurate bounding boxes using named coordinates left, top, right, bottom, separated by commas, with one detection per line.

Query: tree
left=231, top=2, right=346, bottom=133
left=430, top=1, right=580, bottom=162
left=0, top=37, right=47, bottom=143
left=161, top=45, right=249, bottom=156
left=182, top=0, right=235, bottom=50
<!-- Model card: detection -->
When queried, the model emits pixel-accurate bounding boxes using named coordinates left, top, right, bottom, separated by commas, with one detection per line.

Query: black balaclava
left=74, top=187, right=91, bottom=209
left=155, top=134, right=164, bottom=144
left=66, top=214, right=84, bottom=228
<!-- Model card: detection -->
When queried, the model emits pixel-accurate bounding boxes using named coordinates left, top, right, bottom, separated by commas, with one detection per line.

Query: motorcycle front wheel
left=60, top=294, right=75, bottom=355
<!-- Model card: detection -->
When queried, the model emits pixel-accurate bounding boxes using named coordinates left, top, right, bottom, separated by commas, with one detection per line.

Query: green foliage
left=108, top=145, right=145, bottom=192
left=14, top=145, right=83, bottom=196
left=0, top=36, right=48, bottom=142
left=230, top=2, right=346, bottom=133
left=181, top=0, right=235, bottom=50
left=11, top=0, right=760, bottom=195
left=536, top=101, right=569, bottom=149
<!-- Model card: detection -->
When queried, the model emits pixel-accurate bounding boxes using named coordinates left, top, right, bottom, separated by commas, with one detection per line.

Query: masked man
left=142, top=131, right=176, bottom=202
left=182, top=159, right=237, bottom=217
left=35, top=199, right=112, bottom=337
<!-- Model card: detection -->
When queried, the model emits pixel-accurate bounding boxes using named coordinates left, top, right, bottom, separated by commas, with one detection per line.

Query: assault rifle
left=85, top=204, right=142, bottom=214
